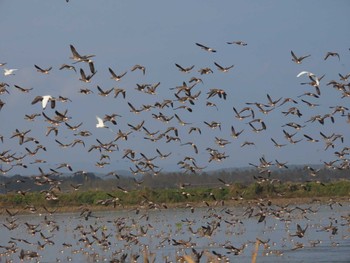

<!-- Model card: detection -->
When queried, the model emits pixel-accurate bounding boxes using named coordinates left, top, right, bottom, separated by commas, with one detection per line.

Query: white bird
left=31, top=95, right=55, bottom=110
left=296, top=71, right=315, bottom=78
left=4, top=68, right=18, bottom=76
left=96, top=116, right=108, bottom=128
left=297, top=71, right=319, bottom=87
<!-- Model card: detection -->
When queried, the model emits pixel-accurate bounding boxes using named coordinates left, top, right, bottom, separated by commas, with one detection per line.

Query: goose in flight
left=198, top=67, right=213, bottom=75
left=69, top=44, right=95, bottom=63
left=291, top=51, right=311, bottom=64
left=300, top=99, right=319, bottom=108
left=14, top=85, right=33, bottom=93
left=303, top=134, right=319, bottom=143
left=324, top=51, right=340, bottom=61
left=79, top=88, right=93, bottom=95
left=297, top=71, right=319, bottom=87
left=214, top=62, right=234, bottom=72
left=230, top=126, right=244, bottom=138
left=189, top=77, right=203, bottom=84
left=204, top=121, right=221, bottom=130
left=156, top=148, right=172, bottom=159
left=215, top=137, right=231, bottom=147
left=206, top=101, right=218, bottom=110
left=271, top=138, right=287, bottom=148
left=128, top=102, right=142, bottom=114
left=34, top=64, right=52, bottom=74
left=249, top=118, right=267, bottom=132
left=175, top=63, right=195, bottom=73
left=65, top=122, right=83, bottom=131
left=266, top=94, right=282, bottom=107
left=0, top=83, right=9, bottom=93
left=226, top=40, right=247, bottom=46
left=59, top=64, right=76, bottom=72
left=175, top=114, right=192, bottom=125
left=131, top=64, right=146, bottom=75
left=97, top=86, right=114, bottom=97
left=207, top=89, right=227, bottom=100
left=3, top=68, right=17, bottom=76
left=195, top=42, right=216, bottom=52
left=79, top=68, right=96, bottom=83
left=180, top=142, right=199, bottom=154
left=127, top=120, right=145, bottom=131
left=108, top=67, right=127, bottom=81
left=101, top=114, right=117, bottom=126
left=0, top=99, right=4, bottom=111
left=114, top=88, right=126, bottom=99
left=290, top=224, right=308, bottom=238
left=338, top=73, right=350, bottom=82
left=24, top=113, right=41, bottom=121
left=31, top=95, right=55, bottom=109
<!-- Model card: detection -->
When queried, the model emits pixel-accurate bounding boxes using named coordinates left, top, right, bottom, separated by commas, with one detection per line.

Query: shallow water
left=0, top=202, right=349, bottom=262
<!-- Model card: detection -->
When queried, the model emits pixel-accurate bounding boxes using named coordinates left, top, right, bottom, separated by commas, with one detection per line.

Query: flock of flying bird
left=0, top=199, right=349, bottom=262
left=0, top=41, right=349, bottom=261
left=0, top=42, right=349, bottom=178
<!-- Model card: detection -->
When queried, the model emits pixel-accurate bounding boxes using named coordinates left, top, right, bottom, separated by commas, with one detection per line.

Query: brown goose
left=14, top=85, right=33, bottom=93
left=175, top=63, right=194, bottom=73
left=59, top=64, right=76, bottom=72
left=79, top=68, right=96, bottom=83
left=214, top=62, right=234, bottom=72
left=195, top=42, right=216, bottom=52
left=131, top=64, right=146, bottom=75
left=108, top=67, right=127, bottom=81
left=291, top=50, right=311, bottom=64
left=69, top=44, right=95, bottom=63
left=227, top=40, right=247, bottom=46
left=34, top=64, right=52, bottom=74
left=324, top=51, right=340, bottom=61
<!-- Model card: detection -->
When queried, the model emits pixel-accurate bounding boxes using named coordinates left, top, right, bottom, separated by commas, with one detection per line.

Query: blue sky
left=0, top=1, right=349, bottom=175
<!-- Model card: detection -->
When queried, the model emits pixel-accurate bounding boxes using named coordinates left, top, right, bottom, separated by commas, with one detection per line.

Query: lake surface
left=1, top=201, right=349, bottom=262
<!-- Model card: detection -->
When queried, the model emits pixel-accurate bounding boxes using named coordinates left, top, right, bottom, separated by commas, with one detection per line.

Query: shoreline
left=2, top=196, right=348, bottom=216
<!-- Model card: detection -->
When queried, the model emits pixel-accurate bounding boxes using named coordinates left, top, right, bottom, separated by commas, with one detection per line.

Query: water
left=0, top=202, right=349, bottom=262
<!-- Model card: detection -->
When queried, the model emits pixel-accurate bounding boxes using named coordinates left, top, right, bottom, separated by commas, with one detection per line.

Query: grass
left=1, top=180, right=349, bottom=212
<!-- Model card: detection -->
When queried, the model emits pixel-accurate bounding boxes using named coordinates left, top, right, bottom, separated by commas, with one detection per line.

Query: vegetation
left=0, top=167, right=348, bottom=212
left=1, top=179, right=349, bottom=211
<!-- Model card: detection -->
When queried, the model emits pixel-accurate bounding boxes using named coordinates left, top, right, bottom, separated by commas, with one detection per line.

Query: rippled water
left=1, top=202, right=349, bottom=262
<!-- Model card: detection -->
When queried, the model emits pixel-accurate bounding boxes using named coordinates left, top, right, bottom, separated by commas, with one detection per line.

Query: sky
left=0, top=1, right=349, bottom=176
